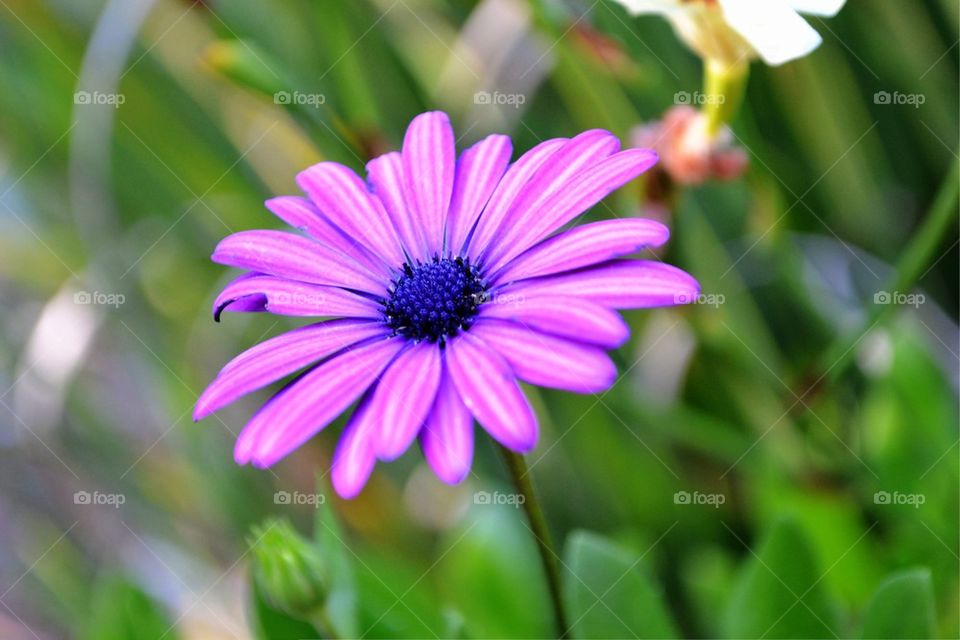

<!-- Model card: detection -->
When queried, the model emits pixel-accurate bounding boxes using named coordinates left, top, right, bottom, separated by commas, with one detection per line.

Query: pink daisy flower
left=194, top=111, right=699, bottom=498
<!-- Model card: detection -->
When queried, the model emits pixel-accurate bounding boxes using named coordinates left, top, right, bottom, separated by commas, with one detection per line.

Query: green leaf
left=81, top=574, right=178, bottom=640
left=563, top=531, right=679, bottom=639
left=723, top=518, right=838, bottom=639
left=859, top=568, right=936, bottom=639
left=437, top=503, right=552, bottom=638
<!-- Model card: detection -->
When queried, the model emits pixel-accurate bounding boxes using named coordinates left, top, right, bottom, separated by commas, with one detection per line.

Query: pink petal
left=486, top=148, right=659, bottom=273
left=367, top=151, right=427, bottom=261
left=369, top=343, right=443, bottom=461
left=234, top=337, right=404, bottom=467
left=212, top=274, right=381, bottom=320
left=473, top=130, right=621, bottom=262
left=492, top=218, right=669, bottom=285
left=264, top=196, right=388, bottom=275
left=194, top=319, right=386, bottom=420
left=501, top=260, right=700, bottom=309
left=331, top=393, right=378, bottom=499
left=480, top=295, right=629, bottom=348
left=420, top=366, right=474, bottom=484
left=446, top=333, right=538, bottom=452
left=464, top=137, right=568, bottom=259
left=402, top=111, right=455, bottom=255
left=472, top=319, right=617, bottom=394
left=212, top=230, right=385, bottom=295
left=445, top=134, right=513, bottom=255
left=296, top=162, right=406, bottom=267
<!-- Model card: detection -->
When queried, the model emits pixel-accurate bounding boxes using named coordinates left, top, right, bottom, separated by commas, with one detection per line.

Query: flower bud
left=250, top=519, right=327, bottom=618
left=631, top=106, right=748, bottom=186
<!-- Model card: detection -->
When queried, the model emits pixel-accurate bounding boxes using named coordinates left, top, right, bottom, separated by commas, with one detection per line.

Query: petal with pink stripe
left=445, top=134, right=512, bottom=255
left=367, top=151, right=427, bottom=261
left=420, top=365, right=474, bottom=484
left=402, top=111, right=455, bottom=254
left=476, top=130, right=621, bottom=263
left=501, top=260, right=700, bottom=309
left=472, top=319, right=616, bottom=394
left=297, top=162, right=406, bottom=267
left=486, top=148, right=659, bottom=273
left=369, top=343, right=442, bottom=461
left=480, top=295, right=629, bottom=348
left=212, top=274, right=381, bottom=321
left=212, top=230, right=385, bottom=295
left=234, top=336, right=404, bottom=467
left=446, top=333, right=538, bottom=452
left=492, top=218, right=669, bottom=285
left=195, top=319, right=386, bottom=420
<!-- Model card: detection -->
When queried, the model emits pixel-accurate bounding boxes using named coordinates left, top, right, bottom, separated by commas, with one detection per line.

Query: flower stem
left=498, top=445, right=569, bottom=639
left=702, top=58, right=749, bottom=138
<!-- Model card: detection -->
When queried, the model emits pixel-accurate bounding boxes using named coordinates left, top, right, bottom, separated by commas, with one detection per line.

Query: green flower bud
left=249, top=518, right=327, bottom=618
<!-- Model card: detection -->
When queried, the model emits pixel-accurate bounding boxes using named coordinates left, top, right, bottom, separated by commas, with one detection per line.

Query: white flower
left=614, top=0, right=847, bottom=66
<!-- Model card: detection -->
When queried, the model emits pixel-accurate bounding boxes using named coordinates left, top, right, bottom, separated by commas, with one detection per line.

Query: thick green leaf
left=81, top=574, right=178, bottom=640
left=437, top=503, right=552, bottom=638
left=563, top=530, right=679, bottom=639
left=859, top=568, right=936, bottom=639
left=723, top=518, right=838, bottom=639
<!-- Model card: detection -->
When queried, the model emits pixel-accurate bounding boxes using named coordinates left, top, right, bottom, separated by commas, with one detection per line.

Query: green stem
left=702, top=58, right=749, bottom=138
left=814, top=155, right=959, bottom=385
left=498, top=445, right=569, bottom=639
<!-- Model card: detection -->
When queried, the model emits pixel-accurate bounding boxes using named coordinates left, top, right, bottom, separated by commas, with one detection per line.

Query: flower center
left=383, top=256, right=486, bottom=344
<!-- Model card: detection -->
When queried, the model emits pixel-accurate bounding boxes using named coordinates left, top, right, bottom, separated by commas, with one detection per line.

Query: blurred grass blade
left=314, top=497, right=360, bottom=639
left=201, top=39, right=289, bottom=97
left=81, top=574, right=179, bottom=640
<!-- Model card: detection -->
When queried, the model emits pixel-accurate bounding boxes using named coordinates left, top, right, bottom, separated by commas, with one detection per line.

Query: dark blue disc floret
left=383, top=256, right=487, bottom=343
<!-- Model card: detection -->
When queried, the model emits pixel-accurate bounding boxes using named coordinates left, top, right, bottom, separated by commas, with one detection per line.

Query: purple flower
left=194, top=111, right=699, bottom=498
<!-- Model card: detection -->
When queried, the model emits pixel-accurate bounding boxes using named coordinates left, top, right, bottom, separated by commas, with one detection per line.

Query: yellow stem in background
left=702, top=58, right=750, bottom=138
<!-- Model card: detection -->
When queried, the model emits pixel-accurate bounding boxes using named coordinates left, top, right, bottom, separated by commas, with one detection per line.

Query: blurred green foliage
left=0, top=0, right=956, bottom=638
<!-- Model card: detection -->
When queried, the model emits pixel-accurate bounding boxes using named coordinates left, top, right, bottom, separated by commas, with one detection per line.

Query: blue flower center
left=383, top=256, right=486, bottom=343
